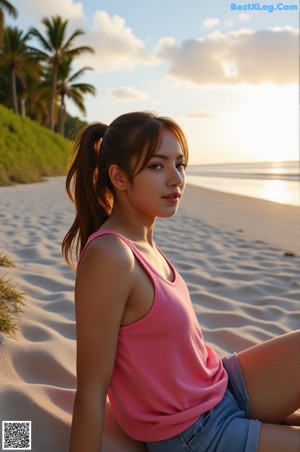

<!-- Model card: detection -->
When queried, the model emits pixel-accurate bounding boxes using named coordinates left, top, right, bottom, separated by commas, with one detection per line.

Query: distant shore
left=186, top=160, right=300, bottom=206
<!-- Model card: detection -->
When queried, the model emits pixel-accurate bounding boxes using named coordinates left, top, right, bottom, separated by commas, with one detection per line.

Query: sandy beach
left=0, top=177, right=299, bottom=451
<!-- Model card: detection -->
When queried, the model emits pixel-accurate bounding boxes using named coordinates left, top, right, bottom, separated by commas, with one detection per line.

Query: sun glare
left=269, top=165, right=284, bottom=175
left=232, top=85, right=298, bottom=162
left=261, top=180, right=290, bottom=204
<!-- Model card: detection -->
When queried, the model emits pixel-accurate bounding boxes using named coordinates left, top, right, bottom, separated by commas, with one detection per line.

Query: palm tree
left=19, top=70, right=50, bottom=124
left=57, top=57, right=96, bottom=135
left=0, top=0, right=17, bottom=45
left=0, top=26, right=37, bottom=113
left=29, top=16, right=94, bottom=131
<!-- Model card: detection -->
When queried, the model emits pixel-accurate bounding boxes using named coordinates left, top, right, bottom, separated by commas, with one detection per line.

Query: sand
left=0, top=177, right=299, bottom=451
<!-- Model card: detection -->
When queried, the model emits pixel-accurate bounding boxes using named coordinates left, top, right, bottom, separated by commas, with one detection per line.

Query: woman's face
left=126, top=130, right=186, bottom=220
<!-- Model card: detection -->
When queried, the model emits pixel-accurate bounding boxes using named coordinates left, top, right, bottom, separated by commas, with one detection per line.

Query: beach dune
left=0, top=177, right=299, bottom=451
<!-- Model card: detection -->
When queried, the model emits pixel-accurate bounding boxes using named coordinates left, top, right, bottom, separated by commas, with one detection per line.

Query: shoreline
left=181, top=183, right=300, bottom=256
left=186, top=176, right=299, bottom=207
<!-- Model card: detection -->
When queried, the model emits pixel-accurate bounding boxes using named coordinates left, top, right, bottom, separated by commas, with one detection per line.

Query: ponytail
left=62, top=122, right=112, bottom=268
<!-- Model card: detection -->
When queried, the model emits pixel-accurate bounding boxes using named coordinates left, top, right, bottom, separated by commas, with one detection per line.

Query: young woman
left=62, top=112, right=300, bottom=452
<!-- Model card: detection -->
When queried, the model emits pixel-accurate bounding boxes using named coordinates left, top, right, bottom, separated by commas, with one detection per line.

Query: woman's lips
left=162, top=192, right=181, bottom=202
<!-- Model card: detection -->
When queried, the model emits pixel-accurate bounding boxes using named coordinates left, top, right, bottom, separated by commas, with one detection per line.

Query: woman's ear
left=108, top=164, right=128, bottom=191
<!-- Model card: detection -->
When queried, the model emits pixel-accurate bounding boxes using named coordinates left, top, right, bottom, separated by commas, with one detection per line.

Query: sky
left=7, top=0, right=299, bottom=165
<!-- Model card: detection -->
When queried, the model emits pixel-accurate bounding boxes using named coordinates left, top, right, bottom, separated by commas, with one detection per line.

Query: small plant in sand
left=0, top=253, right=24, bottom=336
left=0, top=276, right=25, bottom=336
left=0, top=252, right=15, bottom=268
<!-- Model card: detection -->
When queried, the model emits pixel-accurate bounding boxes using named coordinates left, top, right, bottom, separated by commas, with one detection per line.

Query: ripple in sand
left=21, top=322, right=54, bottom=342
left=12, top=348, right=76, bottom=387
left=22, top=273, right=73, bottom=293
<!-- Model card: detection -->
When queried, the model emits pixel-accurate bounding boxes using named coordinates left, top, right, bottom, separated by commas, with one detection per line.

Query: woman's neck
left=101, top=203, right=156, bottom=246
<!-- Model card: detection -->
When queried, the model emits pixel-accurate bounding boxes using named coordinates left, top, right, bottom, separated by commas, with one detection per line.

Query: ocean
left=186, top=161, right=299, bottom=207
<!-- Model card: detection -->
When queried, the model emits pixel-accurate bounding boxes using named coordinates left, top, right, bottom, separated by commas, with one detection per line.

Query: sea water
left=186, top=161, right=299, bottom=207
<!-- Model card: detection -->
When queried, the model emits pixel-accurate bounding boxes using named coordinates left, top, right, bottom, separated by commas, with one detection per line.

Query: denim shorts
left=146, top=353, right=260, bottom=452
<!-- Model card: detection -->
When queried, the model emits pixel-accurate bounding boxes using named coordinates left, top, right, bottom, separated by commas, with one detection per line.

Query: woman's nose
left=169, top=166, right=184, bottom=187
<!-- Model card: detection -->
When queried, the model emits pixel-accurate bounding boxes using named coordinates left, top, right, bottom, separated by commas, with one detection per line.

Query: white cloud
left=15, top=4, right=147, bottom=71
left=225, top=13, right=251, bottom=28
left=186, top=111, right=222, bottom=119
left=79, top=10, right=147, bottom=71
left=154, top=27, right=299, bottom=86
left=108, top=87, right=147, bottom=101
left=16, top=0, right=85, bottom=23
left=239, top=13, right=251, bottom=22
left=225, top=20, right=235, bottom=28
left=202, top=17, right=220, bottom=28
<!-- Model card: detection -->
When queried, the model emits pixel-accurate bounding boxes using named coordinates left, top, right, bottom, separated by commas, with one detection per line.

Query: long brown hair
left=62, top=111, right=189, bottom=268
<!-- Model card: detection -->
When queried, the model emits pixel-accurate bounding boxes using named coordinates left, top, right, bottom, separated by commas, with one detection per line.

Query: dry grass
left=0, top=252, right=15, bottom=268
left=0, top=253, right=24, bottom=336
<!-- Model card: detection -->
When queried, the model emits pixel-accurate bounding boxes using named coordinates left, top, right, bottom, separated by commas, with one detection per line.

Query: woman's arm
left=69, top=235, right=134, bottom=452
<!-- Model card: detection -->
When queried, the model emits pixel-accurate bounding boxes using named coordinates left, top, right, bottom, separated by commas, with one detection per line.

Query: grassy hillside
left=0, top=105, right=72, bottom=185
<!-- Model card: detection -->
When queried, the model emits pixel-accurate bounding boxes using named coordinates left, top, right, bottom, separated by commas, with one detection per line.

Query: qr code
left=2, top=421, right=31, bottom=450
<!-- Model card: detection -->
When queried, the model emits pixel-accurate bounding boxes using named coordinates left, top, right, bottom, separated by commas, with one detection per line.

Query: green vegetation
left=0, top=252, right=24, bottom=337
left=0, top=104, right=72, bottom=185
left=0, top=4, right=95, bottom=185
left=0, top=1, right=18, bottom=46
left=29, top=15, right=94, bottom=131
left=0, top=4, right=96, bottom=134
left=57, top=56, right=95, bottom=135
left=64, top=114, right=88, bottom=141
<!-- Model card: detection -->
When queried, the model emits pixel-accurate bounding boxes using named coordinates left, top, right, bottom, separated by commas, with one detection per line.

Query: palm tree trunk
left=59, top=95, right=66, bottom=136
left=61, top=104, right=66, bottom=136
left=11, top=67, right=19, bottom=114
left=0, top=8, right=4, bottom=47
left=21, top=98, right=26, bottom=116
left=48, top=59, right=59, bottom=131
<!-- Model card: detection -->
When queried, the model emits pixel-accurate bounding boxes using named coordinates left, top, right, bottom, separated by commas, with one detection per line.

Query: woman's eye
left=148, top=163, right=163, bottom=170
left=177, top=162, right=186, bottom=171
left=147, top=162, right=186, bottom=171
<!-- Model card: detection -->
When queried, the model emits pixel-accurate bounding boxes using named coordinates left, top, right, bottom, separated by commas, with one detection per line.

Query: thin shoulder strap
left=77, top=229, right=153, bottom=274
left=78, top=229, right=177, bottom=285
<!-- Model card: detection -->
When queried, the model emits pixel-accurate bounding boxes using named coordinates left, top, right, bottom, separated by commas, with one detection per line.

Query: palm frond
left=67, top=66, right=93, bottom=82
left=69, top=83, right=96, bottom=95
left=65, top=45, right=94, bottom=59
left=0, top=0, right=17, bottom=18
left=28, top=28, right=52, bottom=53
left=63, top=29, right=85, bottom=49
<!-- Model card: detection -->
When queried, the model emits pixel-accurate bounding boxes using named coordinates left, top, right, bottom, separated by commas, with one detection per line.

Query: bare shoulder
left=77, top=233, right=135, bottom=276
left=75, top=233, right=135, bottom=324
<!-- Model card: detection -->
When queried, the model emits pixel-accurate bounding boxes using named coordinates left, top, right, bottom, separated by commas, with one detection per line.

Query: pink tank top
left=80, top=230, right=228, bottom=442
